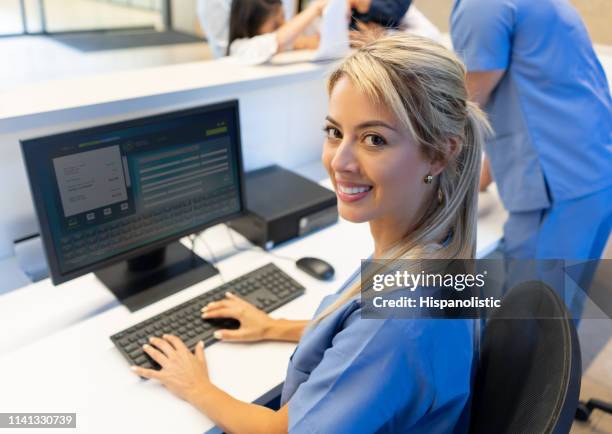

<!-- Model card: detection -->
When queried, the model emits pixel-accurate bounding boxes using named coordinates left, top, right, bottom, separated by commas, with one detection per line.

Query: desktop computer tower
left=228, top=165, right=338, bottom=250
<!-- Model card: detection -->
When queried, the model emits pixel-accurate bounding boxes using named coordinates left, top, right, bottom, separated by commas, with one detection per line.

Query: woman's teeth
left=338, top=185, right=372, bottom=195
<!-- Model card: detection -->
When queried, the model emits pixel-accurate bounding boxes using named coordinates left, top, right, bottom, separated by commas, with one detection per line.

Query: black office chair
left=470, top=281, right=581, bottom=434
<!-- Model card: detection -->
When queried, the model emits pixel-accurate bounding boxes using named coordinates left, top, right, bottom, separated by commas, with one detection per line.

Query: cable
left=224, top=224, right=295, bottom=262
left=201, top=234, right=225, bottom=284
left=223, top=224, right=251, bottom=252
left=190, top=230, right=226, bottom=284
left=189, top=224, right=296, bottom=285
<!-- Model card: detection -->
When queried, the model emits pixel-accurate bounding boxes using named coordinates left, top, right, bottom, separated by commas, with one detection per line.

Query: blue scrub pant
left=502, top=185, right=612, bottom=260
left=500, top=185, right=612, bottom=319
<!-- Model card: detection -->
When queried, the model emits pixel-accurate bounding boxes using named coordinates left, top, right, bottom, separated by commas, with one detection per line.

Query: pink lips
left=335, top=181, right=372, bottom=203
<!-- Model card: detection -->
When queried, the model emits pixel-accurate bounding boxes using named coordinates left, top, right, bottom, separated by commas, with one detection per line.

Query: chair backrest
left=470, top=281, right=581, bottom=434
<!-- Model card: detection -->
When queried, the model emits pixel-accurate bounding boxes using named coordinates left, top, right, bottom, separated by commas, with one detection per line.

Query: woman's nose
left=331, top=140, right=359, bottom=173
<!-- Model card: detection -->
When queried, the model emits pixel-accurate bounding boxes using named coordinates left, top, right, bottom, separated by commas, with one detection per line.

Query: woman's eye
left=364, top=134, right=387, bottom=147
left=324, top=126, right=342, bottom=140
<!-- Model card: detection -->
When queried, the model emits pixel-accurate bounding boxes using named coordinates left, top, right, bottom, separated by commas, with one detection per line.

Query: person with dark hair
left=228, top=0, right=326, bottom=63
left=348, top=0, right=440, bottom=41
left=350, top=0, right=411, bottom=28
left=198, top=0, right=296, bottom=58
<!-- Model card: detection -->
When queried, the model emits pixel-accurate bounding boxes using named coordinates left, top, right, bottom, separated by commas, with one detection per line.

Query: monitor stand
left=95, top=241, right=218, bottom=312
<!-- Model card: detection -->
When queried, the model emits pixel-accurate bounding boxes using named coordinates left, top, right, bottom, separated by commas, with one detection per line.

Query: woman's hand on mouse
left=201, top=292, right=273, bottom=342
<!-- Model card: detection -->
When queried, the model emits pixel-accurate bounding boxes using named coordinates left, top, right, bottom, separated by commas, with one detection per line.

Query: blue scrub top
left=451, top=0, right=612, bottom=212
left=280, top=269, right=478, bottom=433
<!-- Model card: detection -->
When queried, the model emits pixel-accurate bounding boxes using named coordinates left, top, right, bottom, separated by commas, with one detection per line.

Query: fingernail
left=130, top=366, right=138, bottom=371
left=202, top=312, right=208, bottom=318
left=213, top=331, right=222, bottom=339
left=143, top=344, right=149, bottom=349
left=225, top=291, right=232, bottom=296
left=201, top=306, right=207, bottom=312
left=199, top=341, right=204, bottom=348
left=148, top=336, right=154, bottom=342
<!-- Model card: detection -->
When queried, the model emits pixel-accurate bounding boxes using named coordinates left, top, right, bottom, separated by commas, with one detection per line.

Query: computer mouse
left=296, top=257, right=335, bottom=281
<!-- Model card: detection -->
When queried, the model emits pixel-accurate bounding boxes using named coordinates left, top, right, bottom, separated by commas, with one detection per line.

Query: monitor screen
left=21, top=100, right=244, bottom=284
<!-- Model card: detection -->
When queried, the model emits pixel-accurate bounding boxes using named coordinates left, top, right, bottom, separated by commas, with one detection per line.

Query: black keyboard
left=111, top=263, right=305, bottom=370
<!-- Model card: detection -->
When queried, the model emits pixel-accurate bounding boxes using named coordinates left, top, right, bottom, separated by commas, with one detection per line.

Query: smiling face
left=322, top=76, right=437, bottom=242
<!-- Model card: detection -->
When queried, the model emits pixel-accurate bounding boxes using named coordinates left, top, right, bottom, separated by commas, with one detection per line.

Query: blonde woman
left=132, top=33, right=490, bottom=433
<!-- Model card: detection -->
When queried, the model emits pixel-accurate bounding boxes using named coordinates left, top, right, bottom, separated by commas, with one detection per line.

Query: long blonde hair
left=315, top=33, right=491, bottom=323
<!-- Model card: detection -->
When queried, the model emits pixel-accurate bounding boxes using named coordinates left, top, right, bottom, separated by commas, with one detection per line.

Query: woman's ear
left=429, top=137, right=461, bottom=176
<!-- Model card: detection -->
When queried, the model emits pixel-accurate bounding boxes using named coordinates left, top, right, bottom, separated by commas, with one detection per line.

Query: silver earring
left=424, top=174, right=433, bottom=184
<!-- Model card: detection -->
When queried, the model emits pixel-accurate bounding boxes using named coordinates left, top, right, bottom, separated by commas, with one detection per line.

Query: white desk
left=0, top=215, right=374, bottom=434
left=0, top=162, right=506, bottom=434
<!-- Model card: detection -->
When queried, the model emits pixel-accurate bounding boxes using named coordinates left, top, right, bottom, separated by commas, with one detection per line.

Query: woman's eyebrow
left=325, top=116, right=340, bottom=126
left=356, top=121, right=397, bottom=131
left=324, top=116, right=396, bottom=131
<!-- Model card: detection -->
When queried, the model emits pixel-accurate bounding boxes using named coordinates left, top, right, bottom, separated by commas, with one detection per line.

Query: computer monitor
left=21, top=100, right=245, bottom=311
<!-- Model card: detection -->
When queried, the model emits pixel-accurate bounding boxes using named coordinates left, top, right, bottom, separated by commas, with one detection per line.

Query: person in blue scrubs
left=131, top=34, right=491, bottom=433
left=451, top=0, right=612, bottom=262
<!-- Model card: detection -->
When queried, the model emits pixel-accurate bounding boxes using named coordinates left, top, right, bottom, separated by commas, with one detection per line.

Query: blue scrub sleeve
left=287, top=311, right=434, bottom=434
left=450, top=0, right=515, bottom=71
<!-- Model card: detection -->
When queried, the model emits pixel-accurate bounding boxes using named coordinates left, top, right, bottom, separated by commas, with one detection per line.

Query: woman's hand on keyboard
left=133, top=336, right=210, bottom=404
left=201, top=292, right=273, bottom=342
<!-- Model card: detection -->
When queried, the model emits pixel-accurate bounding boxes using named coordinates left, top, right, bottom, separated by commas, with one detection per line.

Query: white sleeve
left=229, top=32, right=279, bottom=65
left=197, top=0, right=231, bottom=58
